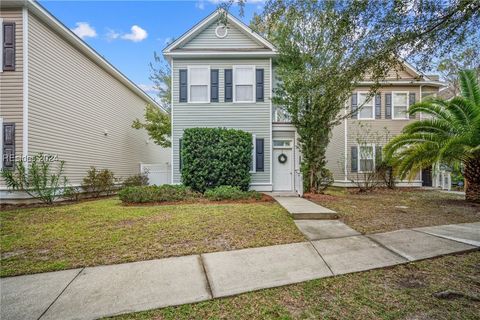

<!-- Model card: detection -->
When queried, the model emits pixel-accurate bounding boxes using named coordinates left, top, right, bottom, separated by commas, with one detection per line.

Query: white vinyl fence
left=140, top=163, right=171, bottom=186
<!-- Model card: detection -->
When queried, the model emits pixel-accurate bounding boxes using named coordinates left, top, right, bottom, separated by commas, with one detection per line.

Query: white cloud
left=196, top=0, right=205, bottom=10
left=121, top=25, right=148, bottom=42
left=106, top=28, right=120, bottom=41
left=71, top=22, right=97, bottom=39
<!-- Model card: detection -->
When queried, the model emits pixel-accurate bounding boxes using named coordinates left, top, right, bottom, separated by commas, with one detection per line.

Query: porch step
left=272, top=196, right=338, bottom=220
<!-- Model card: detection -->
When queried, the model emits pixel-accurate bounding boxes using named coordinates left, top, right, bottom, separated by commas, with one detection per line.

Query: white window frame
left=273, top=139, right=293, bottom=149
left=356, top=91, right=375, bottom=120
left=187, top=65, right=210, bottom=104
left=233, top=65, right=255, bottom=103
left=358, top=143, right=375, bottom=173
left=392, top=91, right=409, bottom=120
left=250, top=134, right=256, bottom=173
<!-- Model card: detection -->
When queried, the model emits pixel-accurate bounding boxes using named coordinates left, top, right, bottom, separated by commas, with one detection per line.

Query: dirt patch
left=303, top=193, right=338, bottom=202
left=122, top=194, right=275, bottom=207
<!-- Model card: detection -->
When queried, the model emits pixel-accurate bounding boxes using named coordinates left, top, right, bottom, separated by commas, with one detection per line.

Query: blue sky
left=39, top=0, right=265, bottom=98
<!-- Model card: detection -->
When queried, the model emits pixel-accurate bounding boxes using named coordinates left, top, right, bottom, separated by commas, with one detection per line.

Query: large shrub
left=181, top=128, right=252, bottom=192
left=82, top=167, right=117, bottom=197
left=204, top=186, right=262, bottom=201
left=123, top=174, right=149, bottom=188
left=118, top=185, right=199, bottom=203
left=1, top=153, right=68, bottom=204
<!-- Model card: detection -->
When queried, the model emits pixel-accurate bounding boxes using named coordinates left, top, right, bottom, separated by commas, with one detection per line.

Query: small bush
left=123, top=174, right=149, bottom=188
left=181, top=127, right=253, bottom=193
left=63, top=186, right=82, bottom=202
left=82, top=167, right=117, bottom=197
left=204, top=186, right=262, bottom=201
left=118, top=185, right=200, bottom=203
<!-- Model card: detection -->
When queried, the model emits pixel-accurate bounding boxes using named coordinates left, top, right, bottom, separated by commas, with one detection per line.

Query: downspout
left=23, top=6, right=29, bottom=160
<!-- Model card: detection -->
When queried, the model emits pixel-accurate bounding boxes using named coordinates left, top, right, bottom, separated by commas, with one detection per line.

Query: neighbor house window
left=233, top=66, right=255, bottom=103
left=188, top=66, right=210, bottom=103
left=392, top=92, right=409, bottom=119
left=359, top=145, right=375, bottom=172
left=357, top=92, right=374, bottom=119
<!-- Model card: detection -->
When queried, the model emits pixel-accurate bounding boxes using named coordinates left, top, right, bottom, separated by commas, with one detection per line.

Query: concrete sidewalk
left=1, top=222, right=479, bottom=320
left=273, top=195, right=338, bottom=220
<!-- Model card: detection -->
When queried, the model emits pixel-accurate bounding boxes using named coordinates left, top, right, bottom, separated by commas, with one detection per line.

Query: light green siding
left=181, top=21, right=265, bottom=49
left=172, top=58, right=271, bottom=185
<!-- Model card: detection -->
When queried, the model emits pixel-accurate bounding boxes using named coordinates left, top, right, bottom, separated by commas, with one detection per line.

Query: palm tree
left=385, top=70, right=480, bottom=203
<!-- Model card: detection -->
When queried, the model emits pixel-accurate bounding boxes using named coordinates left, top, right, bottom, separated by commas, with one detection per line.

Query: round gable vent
left=215, top=25, right=228, bottom=38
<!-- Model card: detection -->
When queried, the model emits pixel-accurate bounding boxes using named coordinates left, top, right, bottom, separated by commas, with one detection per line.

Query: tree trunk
left=464, top=156, right=480, bottom=203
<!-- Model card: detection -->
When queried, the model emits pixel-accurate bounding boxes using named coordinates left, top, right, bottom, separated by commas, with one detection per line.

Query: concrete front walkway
left=1, top=222, right=479, bottom=320
left=273, top=195, right=338, bottom=220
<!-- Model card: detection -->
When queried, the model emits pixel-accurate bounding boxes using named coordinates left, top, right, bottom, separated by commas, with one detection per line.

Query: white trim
left=163, top=9, right=276, bottom=53
left=20, top=0, right=165, bottom=112
left=0, top=117, right=3, bottom=171
left=170, top=59, right=174, bottom=184
left=214, top=25, right=228, bottom=38
left=164, top=51, right=277, bottom=59
left=332, top=180, right=423, bottom=188
left=358, top=80, right=444, bottom=87
left=249, top=184, right=273, bottom=192
left=233, top=65, right=255, bottom=103
left=0, top=18, right=3, bottom=73
left=273, top=139, right=293, bottom=149
left=187, top=65, right=210, bottom=104
left=392, top=91, right=409, bottom=120
left=269, top=58, right=273, bottom=186
left=356, top=91, right=375, bottom=120
left=22, top=7, right=29, bottom=159
left=250, top=134, right=256, bottom=173
left=344, top=104, right=348, bottom=182
left=358, top=143, right=375, bottom=173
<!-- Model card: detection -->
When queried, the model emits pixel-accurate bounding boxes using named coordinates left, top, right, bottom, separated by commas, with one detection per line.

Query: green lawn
left=0, top=198, right=305, bottom=277
left=108, top=251, right=480, bottom=320
left=307, top=188, right=480, bottom=234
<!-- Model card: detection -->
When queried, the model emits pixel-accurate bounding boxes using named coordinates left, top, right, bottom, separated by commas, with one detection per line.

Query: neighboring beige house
left=0, top=0, right=170, bottom=200
left=324, top=65, right=443, bottom=187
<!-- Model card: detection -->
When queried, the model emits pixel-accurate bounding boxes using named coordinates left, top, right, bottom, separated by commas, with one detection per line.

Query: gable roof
left=1, top=0, right=166, bottom=113
left=163, top=9, right=276, bottom=58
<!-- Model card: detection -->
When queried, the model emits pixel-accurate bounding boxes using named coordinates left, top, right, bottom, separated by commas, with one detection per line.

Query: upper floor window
left=357, top=92, right=374, bottom=119
left=233, top=66, right=255, bottom=103
left=392, top=92, right=408, bottom=119
left=188, top=66, right=210, bottom=103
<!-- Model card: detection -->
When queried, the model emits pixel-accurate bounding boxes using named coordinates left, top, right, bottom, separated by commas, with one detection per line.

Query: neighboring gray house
left=0, top=0, right=171, bottom=201
left=164, top=10, right=445, bottom=193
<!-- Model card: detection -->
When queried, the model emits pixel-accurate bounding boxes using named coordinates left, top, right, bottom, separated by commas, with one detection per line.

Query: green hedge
left=118, top=185, right=200, bottom=203
left=204, top=186, right=262, bottom=201
left=181, top=127, right=252, bottom=193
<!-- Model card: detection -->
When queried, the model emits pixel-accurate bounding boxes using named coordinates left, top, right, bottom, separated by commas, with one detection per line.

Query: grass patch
left=306, top=188, right=480, bottom=234
left=108, top=251, right=480, bottom=320
left=0, top=198, right=304, bottom=277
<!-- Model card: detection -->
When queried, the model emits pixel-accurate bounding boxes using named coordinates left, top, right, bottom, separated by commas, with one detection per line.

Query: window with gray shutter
left=224, top=69, right=232, bottom=102
left=255, top=138, right=264, bottom=172
left=351, top=94, right=358, bottom=118
left=179, top=69, right=187, bottom=102
left=211, top=69, right=219, bottom=102
left=375, top=94, right=381, bottom=119
left=179, top=138, right=183, bottom=171
left=385, top=93, right=392, bottom=119
left=2, top=123, right=15, bottom=169
left=351, top=146, right=358, bottom=172
left=409, top=92, right=416, bottom=119
left=256, top=69, right=264, bottom=102
left=3, top=22, right=15, bottom=71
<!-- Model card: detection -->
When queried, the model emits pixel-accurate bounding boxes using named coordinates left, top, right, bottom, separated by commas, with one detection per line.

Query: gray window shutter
left=179, top=69, right=187, bottom=102
left=385, top=93, right=392, bottom=119
left=375, top=94, right=381, bottom=119
left=224, top=69, right=232, bottom=102
left=3, top=22, right=15, bottom=71
left=255, top=138, right=264, bottom=172
left=3, top=123, right=15, bottom=169
left=375, top=145, right=382, bottom=167
left=351, top=146, right=358, bottom=172
left=179, top=139, right=183, bottom=171
left=211, top=69, right=219, bottom=102
left=409, top=92, right=416, bottom=119
left=256, top=69, right=264, bottom=102
left=351, top=94, right=358, bottom=119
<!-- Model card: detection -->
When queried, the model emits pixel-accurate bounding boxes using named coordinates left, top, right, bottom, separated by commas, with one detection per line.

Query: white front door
left=273, top=147, right=293, bottom=191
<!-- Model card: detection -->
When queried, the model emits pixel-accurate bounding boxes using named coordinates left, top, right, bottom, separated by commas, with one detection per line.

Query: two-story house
left=164, top=10, right=444, bottom=193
